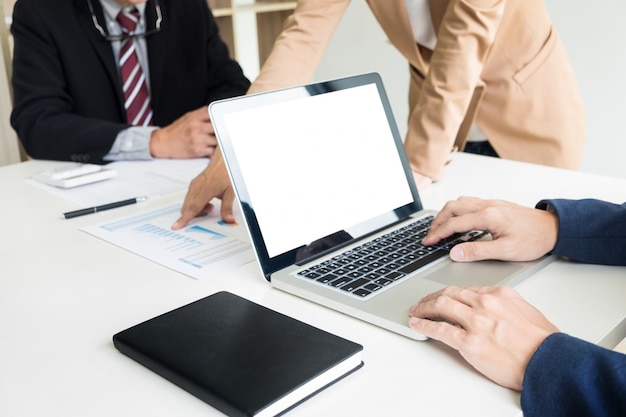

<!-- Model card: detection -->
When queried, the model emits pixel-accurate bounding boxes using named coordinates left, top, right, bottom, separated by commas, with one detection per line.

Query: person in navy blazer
left=409, top=197, right=626, bottom=417
left=10, top=0, right=250, bottom=163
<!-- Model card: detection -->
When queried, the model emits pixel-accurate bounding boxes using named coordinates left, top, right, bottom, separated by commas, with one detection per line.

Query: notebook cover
left=113, top=291, right=363, bottom=417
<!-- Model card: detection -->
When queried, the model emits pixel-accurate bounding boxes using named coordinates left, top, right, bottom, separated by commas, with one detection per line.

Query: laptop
left=209, top=73, right=554, bottom=341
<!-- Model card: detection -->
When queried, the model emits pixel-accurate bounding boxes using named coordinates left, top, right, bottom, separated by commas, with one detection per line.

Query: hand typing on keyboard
left=296, top=215, right=486, bottom=299
left=422, top=197, right=558, bottom=262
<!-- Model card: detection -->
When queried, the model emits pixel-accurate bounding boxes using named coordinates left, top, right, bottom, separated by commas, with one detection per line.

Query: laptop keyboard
left=295, top=215, right=488, bottom=299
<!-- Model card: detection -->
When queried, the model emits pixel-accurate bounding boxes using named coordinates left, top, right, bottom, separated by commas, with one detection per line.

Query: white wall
left=315, top=0, right=626, bottom=179
left=546, top=0, right=626, bottom=179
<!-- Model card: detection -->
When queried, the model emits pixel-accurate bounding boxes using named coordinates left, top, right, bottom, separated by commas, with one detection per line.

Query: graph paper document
left=81, top=203, right=254, bottom=279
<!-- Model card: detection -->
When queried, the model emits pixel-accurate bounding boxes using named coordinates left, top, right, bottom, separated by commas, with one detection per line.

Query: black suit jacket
left=10, top=0, right=250, bottom=163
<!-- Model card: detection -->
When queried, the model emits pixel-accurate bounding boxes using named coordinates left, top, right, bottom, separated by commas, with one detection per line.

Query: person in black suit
left=409, top=197, right=626, bottom=416
left=10, top=0, right=250, bottom=163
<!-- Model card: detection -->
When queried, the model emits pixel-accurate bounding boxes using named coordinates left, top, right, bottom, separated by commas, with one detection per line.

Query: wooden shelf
left=212, top=1, right=296, bottom=17
left=208, top=0, right=296, bottom=79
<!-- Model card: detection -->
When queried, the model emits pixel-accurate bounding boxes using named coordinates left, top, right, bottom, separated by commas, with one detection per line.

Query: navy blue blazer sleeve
left=10, top=0, right=249, bottom=163
left=521, top=333, right=626, bottom=417
left=536, top=199, right=626, bottom=266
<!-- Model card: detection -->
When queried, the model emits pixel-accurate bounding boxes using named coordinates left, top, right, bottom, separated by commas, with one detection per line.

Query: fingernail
left=450, top=246, right=464, bottom=261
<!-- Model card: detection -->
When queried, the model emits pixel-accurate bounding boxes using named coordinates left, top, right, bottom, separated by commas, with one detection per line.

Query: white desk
left=1, top=153, right=624, bottom=416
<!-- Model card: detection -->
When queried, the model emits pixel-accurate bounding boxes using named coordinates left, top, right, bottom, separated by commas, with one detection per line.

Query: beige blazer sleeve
left=247, top=0, right=351, bottom=95
left=402, top=0, right=505, bottom=179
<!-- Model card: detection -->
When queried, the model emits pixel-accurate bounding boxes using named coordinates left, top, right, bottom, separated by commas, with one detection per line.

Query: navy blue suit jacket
left=520, top=199, right=626, bottom=416
left=10, top=0, right=250, bottom=163
left=538, top=198, right=626, bottom=265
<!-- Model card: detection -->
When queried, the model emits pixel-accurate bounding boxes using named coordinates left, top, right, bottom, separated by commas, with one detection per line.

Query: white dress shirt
left=405, top=0, right=437, bottom=50
left=100, top=0, right=157, bottom=161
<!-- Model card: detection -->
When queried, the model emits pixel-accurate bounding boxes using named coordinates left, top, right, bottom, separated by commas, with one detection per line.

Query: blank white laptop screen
left=220, top=83, right=414, bottom=259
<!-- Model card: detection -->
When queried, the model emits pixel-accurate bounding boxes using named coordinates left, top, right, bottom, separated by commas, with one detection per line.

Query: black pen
left=63, top=196, right=147, bottom=219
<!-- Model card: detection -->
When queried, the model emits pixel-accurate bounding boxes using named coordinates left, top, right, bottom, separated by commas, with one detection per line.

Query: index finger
left=409, top=286, right=476, bottom=329
left=423, top=197, right=485, bottom=244
left=172, top=201, right=212, bottom=230
left=423, top=211, right=493, bottom=246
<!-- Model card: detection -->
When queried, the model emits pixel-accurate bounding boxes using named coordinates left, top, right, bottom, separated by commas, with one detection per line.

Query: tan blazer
left=249, top=0, right=586, bottom=180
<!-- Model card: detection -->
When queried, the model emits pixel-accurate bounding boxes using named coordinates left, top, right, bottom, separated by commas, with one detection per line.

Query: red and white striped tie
left=116, top=9, right=153, bottom=126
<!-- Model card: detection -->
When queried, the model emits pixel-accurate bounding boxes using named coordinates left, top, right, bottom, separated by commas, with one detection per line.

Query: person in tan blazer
left=173, top=0, right=586, bottom=228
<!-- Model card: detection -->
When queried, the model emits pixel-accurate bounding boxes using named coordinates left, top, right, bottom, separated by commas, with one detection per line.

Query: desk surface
left=1, top=153, right=625, bottom=417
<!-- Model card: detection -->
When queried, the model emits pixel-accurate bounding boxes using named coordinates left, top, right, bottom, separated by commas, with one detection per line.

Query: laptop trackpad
left=423, top=261, right=525, bottom=287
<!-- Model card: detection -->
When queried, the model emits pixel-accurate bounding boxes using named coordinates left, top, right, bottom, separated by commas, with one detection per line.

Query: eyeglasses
left=87, top=0, right=162, bottom=42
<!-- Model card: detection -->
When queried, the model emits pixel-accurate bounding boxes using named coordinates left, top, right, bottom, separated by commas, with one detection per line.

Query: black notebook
left=113, top=291, right=364, bottom=417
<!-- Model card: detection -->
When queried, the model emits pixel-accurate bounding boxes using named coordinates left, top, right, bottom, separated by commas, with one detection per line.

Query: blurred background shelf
left=207, top=0, right=296, bottom=80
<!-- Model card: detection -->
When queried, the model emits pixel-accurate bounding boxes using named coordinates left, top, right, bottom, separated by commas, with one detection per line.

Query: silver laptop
left=209, top=73, right=554, bottom=340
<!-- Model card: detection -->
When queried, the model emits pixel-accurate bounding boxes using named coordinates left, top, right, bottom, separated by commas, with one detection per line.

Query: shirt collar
left=99, top=0, right=147, bottom=21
